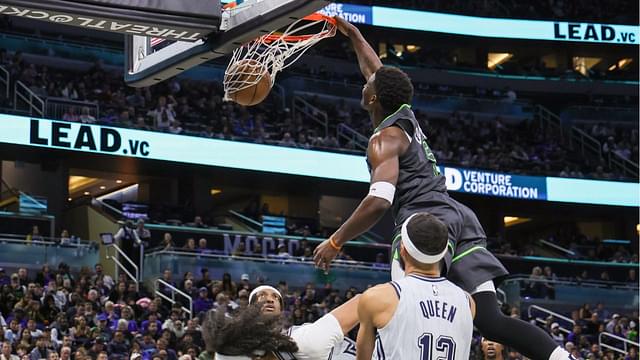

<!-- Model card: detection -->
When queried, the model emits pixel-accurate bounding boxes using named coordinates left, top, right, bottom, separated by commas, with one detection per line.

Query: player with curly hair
left=202, top=285, right=362, bottom=360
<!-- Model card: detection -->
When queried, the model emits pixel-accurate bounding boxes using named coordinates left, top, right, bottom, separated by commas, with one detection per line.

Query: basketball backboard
left=124, top=0, right=330, bottom=87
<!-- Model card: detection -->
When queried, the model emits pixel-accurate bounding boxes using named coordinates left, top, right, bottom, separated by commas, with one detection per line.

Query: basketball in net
left=225, top=59, right=272, bottom=106
left=223, top=13, right=336, bottom=106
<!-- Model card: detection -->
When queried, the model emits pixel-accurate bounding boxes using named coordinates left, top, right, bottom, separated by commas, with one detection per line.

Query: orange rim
left=261, top=13, right=336, bottom=43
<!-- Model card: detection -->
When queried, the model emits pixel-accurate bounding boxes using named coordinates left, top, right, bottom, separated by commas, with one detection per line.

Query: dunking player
left=356, top=212, right=474, bottom=360
left=313, top=16, right=573, bottom=360
left=202, top=284, right=364, bottom=359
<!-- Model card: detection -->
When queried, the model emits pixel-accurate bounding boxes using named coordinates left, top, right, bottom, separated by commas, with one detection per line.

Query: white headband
left=248, top=285, right=282, bottom=305
left=401, top=213, right=448, bottom=264
left=214, top=354, right=251, bottom=360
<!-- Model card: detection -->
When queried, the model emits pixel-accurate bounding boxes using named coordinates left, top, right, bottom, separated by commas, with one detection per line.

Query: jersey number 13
left=418, top=332, right=456, bottom=360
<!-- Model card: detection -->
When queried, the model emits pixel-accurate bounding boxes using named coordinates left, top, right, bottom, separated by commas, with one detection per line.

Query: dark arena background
left=0, top=0, right=638, bottom=359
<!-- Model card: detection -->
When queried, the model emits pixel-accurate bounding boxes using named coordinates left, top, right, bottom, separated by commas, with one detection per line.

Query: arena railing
left=144, top=249, right=390, bottom=291
left=336, top=123, right=368, bottom=151
left=13, top=80, right=44, bottom=117
left=292, top=95, right=329, bottom=137
left=538, top=239, right=576, bottom=257
left=45, top=97, right=100, bottom=122
left=105, top=242, right=140, bottom=291
left=527, top=304, right=575, bottom=334
left=599, top=331, right=639, bottom=356
left=0, top=65, right=9, bottom=99
left=0, top=233, right=98, bottom=271
left=154, top=278, right=193, bottom=319
left=502, top=275, right=638, bottom=314
left=562, top=105, right=639, bottom=125
left=536, top=105, right=637, bottom=178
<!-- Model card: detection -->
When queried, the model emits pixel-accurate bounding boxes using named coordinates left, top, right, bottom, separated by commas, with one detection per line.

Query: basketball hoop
left=223, top=13, right=336, bottom=101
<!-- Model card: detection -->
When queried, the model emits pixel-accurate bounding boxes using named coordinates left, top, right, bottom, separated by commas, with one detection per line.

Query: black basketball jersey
left=366, top=104, right=447, bottom=225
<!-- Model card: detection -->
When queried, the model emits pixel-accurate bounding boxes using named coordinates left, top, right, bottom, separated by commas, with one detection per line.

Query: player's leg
left=450, top=202, right=572, bottom=360
left=471, top=282, right=568, bottom=360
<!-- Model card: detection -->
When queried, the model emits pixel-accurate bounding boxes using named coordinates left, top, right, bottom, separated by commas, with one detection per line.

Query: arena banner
left=439, top=166, right=547, bottom=201
left=307, top=2, right=640, bottom=45
left=0, top=114, right=637, bottom=207
left=370, top=6, right=638, bottom=45
left=319, top=3, right=372, bottom=25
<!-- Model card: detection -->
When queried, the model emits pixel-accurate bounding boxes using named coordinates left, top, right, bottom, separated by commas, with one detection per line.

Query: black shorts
left=390, top=192, right=508, bottom=292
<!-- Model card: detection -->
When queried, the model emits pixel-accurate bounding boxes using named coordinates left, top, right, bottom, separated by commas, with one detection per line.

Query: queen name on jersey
left=420, top=295, right=458, bottom=323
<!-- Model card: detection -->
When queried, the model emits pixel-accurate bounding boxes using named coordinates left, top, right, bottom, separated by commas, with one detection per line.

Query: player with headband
left=356, top=212, right=474, bottom=359
left=203, top=284, right=364, bottom=360
left=313, top=16, right=575, bottom=360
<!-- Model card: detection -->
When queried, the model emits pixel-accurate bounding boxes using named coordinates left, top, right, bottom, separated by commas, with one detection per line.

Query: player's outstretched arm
left=334, top=16, right=383, bottom=80
left=313, top=127, right=409, bottom=272
left=288, top=295, right=361, bottom=359
left=329, top=294, right=361, bottom=335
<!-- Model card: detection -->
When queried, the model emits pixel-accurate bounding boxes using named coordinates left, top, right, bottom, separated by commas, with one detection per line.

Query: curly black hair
left=202, top=304, right=299, bottom=356
left=373, top=66, right=414, bottom=114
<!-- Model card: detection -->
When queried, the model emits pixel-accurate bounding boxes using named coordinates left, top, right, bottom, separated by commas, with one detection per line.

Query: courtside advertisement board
left=0, top=114, right=637, bottom=206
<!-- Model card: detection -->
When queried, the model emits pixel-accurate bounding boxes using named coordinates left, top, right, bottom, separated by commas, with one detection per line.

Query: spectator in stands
left=147, top=96, right=176, bottom=131
left=605, top=314, right=621, bottom=334
left=79, top=107, right=96, bottom=124
left=101, top=328, right=125, bottom=357
left=585, top=313, right=601, bottom=338
left=579, top=303, right=592, bottom=320
left=161, top=233, right=174, bottom=250
left=587, top=344, right=603, bottom=359
left=628, top=322, right=638, bottom=342
left=279, top=132, right=297, bottom=147
left=1, top=341, right=18, bottom=360
left=627, top=269, right=637, bottom=284
left=195, top=269, right=211, bottom=289
left=4, top=320, right=20, bottom=345
left=197, top=239, right=210, bottom=255
left=568, top=324, right=583, bottom=345
left=220, top=273, right=236, bottom=297
left=0, top=269, right=9, bottom=287
left=182, top=280, right=197, bottom=299
left=193, top=288, right=212, bottom=315
left=182, top=238, right=196, bottom=251
left=526, top=266, right=545, bottom=297
left=155, top=338, right=177, bottom=360
left=26, top=225, right=44, bottom=244
left=550, top=322, right=565, bottom=346
left=232, top=242, right=246, bottom=257
left=92, top=263, right=114, bottom=291
left=594, top=303, right=610, bottom=322
left=59, top=230, right=71, bottom=245
left=29, top=336, right=50, bottom=360
left=135, top=220, right=151, bottom=246
left=626, top=347, right=638, bottom=360
left=190, top=216, right=207, bottom=228
left=158, top=269, right=176, bottom=297
left=481, top=338, right=505, bottom=360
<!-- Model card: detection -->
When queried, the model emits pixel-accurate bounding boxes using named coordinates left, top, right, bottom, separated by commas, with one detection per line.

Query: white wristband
left=368, top=181, right=395, bottom=204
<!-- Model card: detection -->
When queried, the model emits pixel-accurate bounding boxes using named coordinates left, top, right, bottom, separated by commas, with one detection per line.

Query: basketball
left=225, top=59, right=272, bottom=106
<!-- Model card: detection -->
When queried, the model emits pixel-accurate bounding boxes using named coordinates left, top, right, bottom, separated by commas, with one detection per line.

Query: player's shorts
left=390, top=191, right=508, bottom=293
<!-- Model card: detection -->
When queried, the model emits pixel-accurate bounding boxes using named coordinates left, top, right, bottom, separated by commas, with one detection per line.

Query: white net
left=223, top=13, right=336, bottom=101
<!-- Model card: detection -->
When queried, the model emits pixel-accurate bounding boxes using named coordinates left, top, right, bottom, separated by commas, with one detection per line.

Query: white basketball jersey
left=377, top=274, right=473, bottom=360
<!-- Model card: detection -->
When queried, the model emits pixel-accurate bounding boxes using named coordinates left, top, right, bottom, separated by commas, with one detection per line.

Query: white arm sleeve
left=289, top=314, right=343, bottom=360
